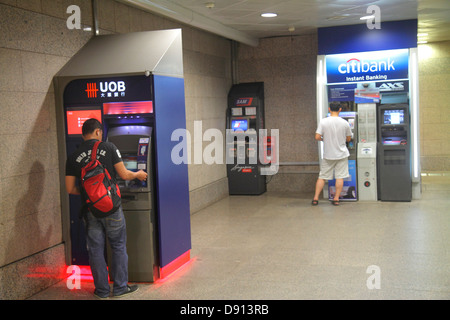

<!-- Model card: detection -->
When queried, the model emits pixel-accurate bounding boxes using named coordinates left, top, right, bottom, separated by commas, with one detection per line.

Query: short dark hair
left=329, top=102, right=341, bottom=112
left=82, top=118, right=103, bottom=136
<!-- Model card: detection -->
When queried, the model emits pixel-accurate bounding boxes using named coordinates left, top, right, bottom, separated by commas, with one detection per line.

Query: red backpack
left=81, top=141, right=121, bottom=217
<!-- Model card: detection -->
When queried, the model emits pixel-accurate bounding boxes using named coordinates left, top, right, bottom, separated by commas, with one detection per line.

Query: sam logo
left=236, top=97, right=253, bottom=106
left=378, top=82, right=404, bottom=91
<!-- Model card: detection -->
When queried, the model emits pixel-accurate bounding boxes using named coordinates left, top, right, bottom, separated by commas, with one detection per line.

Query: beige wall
left=0, top=0, right=230, bottom=299
left=237, top=35, right=319, bottom=194
left=418, top=41, right=450, bottom=172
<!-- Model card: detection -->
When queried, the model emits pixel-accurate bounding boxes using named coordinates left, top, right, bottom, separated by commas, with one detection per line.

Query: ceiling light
left=261, top=13, right=277, bottom=18
left=417, top=40, right=428, bottom=44
left=417, top=33, right=428, bottom=37
left=360, top=15, right=375, bottom=20
left=205, top=2, right=215, bottom=9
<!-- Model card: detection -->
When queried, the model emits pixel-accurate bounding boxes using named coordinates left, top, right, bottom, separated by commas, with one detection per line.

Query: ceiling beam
left=119, top=0, right=260, bottom=47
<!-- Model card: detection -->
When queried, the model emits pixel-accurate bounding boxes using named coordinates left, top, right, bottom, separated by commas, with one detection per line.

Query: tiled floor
left=30, top=175, right=450, bottom=300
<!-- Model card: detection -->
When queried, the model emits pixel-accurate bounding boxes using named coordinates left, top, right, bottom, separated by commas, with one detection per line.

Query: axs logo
left=378, top=82, right=404, bottom=91
left=86, top=81, right=126, bottom=98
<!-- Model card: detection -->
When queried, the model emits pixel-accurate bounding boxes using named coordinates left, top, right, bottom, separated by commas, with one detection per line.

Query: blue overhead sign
left=318, top=19, right=417, bottom=55
left=326, top=49, right=409, bottom=84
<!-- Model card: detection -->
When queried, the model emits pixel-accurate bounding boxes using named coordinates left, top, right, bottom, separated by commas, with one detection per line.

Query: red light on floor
left=159, top=250, right=191, bottom=280
left=65, top=265, right=110, bottom=283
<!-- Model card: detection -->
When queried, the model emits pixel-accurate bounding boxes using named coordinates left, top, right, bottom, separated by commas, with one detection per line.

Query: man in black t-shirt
left=65, top=118, right=147, bottom=299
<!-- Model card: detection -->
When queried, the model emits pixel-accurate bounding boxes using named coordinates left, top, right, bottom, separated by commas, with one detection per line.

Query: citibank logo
left=86, top=81, right=126, bottom=98
left=338, top=57, right=396, bottom=74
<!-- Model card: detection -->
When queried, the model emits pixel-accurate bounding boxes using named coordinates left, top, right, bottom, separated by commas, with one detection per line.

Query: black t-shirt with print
left=65, top=139, right=123, bottom=182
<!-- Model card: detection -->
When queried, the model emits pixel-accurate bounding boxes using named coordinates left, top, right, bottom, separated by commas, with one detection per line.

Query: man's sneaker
left=114, top=285, right=139, bottom=298
left=94, top=290, right=110, bottom=300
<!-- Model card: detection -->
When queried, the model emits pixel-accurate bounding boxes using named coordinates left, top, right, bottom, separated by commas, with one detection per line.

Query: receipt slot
left=357, top=142, right=377, bottom=201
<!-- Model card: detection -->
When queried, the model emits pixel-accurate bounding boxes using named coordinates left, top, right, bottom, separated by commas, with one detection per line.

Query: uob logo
left=100, top=81, right=126, bottom=93
left=86, top=81, right=126, bottom=98
left=85, top=83, right=99, bottom=98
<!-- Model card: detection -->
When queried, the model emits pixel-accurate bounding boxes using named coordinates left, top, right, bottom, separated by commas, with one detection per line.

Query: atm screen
left=123, top=156, right=138, bottom=171
left=231, top=119, right=248, bottom=131
left=383, top=109, right=405, bottom=125
left=66, top=109, right=102, bottom=135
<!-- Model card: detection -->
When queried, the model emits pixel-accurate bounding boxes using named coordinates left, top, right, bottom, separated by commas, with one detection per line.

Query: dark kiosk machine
left=54, top=30, right=191, bottom=281
left=107, top=125, right=157, bottom=281
left=377, top=105, right=412, bottom=201
left=226, top=82, right=266, bottom=195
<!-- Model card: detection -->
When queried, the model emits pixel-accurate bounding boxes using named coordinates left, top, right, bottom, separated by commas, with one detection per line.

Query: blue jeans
left=85, top=207, right=128, bottom=297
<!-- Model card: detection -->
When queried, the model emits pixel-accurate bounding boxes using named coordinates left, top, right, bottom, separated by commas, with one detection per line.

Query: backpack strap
left=91, top=141, right=102, bottom=161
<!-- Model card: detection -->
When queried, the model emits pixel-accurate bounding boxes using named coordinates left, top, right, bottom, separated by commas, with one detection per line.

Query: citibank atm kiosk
left=54, top=30, right=191, bottom=281
left=377, top=105, right=412, bottom=201
left=226, top=82, right=266, bottom=195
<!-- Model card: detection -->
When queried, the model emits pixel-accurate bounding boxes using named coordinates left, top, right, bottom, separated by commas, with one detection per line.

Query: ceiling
left=124, top=0, right=450, bottom=45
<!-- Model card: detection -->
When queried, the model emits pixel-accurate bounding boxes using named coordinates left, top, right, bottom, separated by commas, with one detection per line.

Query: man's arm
left=65, top=176, right=80, bottom=195
left=114, top=161, right=148, bottom=181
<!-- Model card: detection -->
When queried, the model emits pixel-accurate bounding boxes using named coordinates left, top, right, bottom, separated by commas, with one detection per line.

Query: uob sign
left=85, top=81, right=126, bottom=98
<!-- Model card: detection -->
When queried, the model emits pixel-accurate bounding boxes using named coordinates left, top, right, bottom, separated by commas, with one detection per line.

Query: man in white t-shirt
left=313, top=102, right=352, bottom=206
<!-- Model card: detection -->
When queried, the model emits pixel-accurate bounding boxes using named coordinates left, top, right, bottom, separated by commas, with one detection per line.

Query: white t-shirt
left=316, top=116, right=352, bottom=160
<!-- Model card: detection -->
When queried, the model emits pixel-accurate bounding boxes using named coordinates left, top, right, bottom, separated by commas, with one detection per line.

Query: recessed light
left=417, top=40, right=428, bottom=44
left=261, top=13, right=277, bottom=18
left=360, top=15, right=375, bottom=20
left=417, top=33, right=428, bottom=37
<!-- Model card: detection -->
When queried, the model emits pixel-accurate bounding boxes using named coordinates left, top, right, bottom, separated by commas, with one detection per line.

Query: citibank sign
left=326, top=49, right=409, bottom=84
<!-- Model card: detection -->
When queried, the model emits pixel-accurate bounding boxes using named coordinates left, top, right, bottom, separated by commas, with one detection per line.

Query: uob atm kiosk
left=54, top=30, right=191, bottom=281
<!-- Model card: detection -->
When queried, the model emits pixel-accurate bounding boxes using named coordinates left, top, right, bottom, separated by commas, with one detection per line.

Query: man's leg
left=314, top=159, right=332, bottom=203
left=314, top=178, right=325, bottom=201
left=104, top=207, right=129, bottom=296
left=334, top=178, right=344, bottom=202
left=333, top=157, right=349, bottom=203
left=85, top=212, right=110, bottom=298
